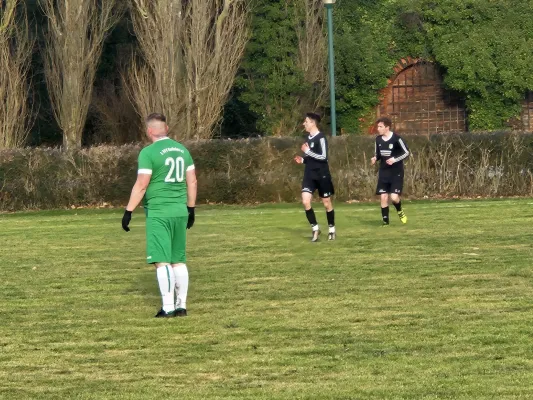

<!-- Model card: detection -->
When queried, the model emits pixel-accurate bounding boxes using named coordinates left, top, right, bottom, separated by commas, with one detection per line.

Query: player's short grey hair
left=146, top=113, right=166, bottom=123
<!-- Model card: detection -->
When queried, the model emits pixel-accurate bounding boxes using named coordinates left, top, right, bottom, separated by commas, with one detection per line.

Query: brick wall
left=376, top=59, right=467, bottom=135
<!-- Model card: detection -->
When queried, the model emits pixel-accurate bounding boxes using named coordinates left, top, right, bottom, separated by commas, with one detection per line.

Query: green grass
left=2, top=199, right=533, bottom=399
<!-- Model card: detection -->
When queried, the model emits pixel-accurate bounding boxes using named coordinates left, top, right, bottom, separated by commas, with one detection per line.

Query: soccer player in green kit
left=122, top=113, right=197, bottom=318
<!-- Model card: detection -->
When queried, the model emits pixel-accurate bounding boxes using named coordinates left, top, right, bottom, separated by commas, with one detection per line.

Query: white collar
left=381, top=132, right=394, bottom=142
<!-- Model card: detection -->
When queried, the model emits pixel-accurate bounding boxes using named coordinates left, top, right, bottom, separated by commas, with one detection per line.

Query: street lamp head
left=323, top=0, right=336, bottom=4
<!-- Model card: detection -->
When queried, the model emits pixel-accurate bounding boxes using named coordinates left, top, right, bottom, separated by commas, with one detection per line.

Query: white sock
left=329, top=226, right=335, bottom=233
left=156, top=265, right=175, bottom=313
left=173, top=264, right=189, bottom=310
left=312, top=224, right=319, bottom=232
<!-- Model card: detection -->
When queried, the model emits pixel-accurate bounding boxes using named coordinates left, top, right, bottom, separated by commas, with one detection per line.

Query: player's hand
left=122, top=210, right=132, bottom=232
left=293, top=155, right=304, bottom=164
left=301, top=143, right=310, bottom=153
left=186, top=206, right=195, bottom=229
left=371, top=156, right=377, bottom=165
left=386, top=157, right=396, bottom=165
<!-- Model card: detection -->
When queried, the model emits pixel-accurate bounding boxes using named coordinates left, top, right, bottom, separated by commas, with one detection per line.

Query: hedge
left=1, top=132, right=533, bottom=211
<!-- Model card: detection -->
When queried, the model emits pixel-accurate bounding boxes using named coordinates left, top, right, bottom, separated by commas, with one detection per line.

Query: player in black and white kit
left=371, top=117, right=409, bottom=226
left=294, top=113, right=336, bottom=241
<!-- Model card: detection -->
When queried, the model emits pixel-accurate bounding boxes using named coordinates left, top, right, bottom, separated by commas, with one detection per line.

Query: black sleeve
left=394, top=137, right=410, bottom=162
left=304, top=136, right=327, bottom=161
left=374, top=139, right=381, bottom=160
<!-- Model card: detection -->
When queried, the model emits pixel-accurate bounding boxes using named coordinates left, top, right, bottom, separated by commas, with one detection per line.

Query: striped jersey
left=303, top=131, right=330, bottom=172
left=374, top=132, right=409, bottom=172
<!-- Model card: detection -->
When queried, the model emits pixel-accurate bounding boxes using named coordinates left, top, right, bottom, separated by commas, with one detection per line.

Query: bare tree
left=127, top=0, right=188, bottom=138
left=294, top=0, right=328, bottom=112
left=249, top=0, right=328, bottom=137
left=92, top=81, right=142, bottom=145
left=41, top=0, right=124, bottom=150
left=128, top=0, right=250, bottom=140
left=0, top=1, right=33, bottom=149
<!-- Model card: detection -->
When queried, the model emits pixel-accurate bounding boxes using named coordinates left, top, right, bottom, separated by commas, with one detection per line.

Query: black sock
left=393, top=201, right=402, bottom=212
left=305, top=208, right=318, bottom=227
left=381, top=206, right=389, bottom=223
left=326, top=209, right=335, bottom=227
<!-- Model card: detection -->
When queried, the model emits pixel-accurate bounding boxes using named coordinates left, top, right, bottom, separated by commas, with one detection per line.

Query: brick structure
left=376, top=58, right=467, bottom=135
left=522, top=91, right=533, bottom=131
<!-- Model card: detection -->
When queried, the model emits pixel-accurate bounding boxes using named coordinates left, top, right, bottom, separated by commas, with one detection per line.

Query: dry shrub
left=0, top=145, right=140, bottom=210
left=2, top=132, right=533, bottom=211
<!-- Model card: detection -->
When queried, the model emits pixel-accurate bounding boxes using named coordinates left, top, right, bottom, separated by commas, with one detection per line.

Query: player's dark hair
left=306, top=112, right=321, bottom=125
left=376, top=117, right=392, bottom=128
left=146, top=113, right=167, bottom=123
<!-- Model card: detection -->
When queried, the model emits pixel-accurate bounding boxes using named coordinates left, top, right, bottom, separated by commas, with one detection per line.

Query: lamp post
left=323, top=0, right=336, bottom=136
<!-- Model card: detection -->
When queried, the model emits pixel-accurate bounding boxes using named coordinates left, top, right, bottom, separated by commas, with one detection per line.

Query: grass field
left=1, top=199, right=533, bottom=399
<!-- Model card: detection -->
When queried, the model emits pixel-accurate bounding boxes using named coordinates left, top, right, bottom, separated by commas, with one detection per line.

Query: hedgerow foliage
left=333, top=0, right=533, bottom=133
left=2, top=133, right=533, bottom=211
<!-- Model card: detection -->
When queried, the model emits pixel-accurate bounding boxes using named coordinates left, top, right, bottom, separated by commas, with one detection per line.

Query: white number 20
left=164, top=157, right=185, bottom=182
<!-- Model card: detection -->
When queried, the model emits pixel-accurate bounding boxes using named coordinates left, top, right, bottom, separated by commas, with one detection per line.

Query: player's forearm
left=187, top=180, right=197, bottom=207
left=394, top=139, right=410, bottom=162
left=304, top=149, right=326, bottom=160
left=126, top=184, right=146, bottom=212
left=394, top=150, right=410, bottom=162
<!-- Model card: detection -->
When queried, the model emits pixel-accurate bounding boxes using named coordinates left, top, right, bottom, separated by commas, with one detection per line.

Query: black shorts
left=376, top=170, right=404, bottom=195
left=302, top=169, right=335, bottom=198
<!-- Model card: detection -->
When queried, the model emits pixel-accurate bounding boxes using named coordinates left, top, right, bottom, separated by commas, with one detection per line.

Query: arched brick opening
left=522, top=91, right=533, bottom=131
left=376, top=59, right=467, bottom=135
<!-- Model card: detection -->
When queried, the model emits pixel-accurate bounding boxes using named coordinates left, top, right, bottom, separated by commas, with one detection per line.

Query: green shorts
left=145, top=217, right=188, bottom=264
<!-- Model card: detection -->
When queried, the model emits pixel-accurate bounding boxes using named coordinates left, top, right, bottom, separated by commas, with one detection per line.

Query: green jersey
left=137, top=137, right=195, bottom=218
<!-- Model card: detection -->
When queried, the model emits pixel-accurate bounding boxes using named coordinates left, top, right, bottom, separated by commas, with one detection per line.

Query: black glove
left=187, top=206, right=195, bottom=229
left=122, top=210, right=132, bottom=232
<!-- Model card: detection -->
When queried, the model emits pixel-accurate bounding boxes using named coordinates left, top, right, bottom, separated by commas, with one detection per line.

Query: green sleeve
left=138, top=148, right=153, bottom=173
left=184, top=150, right=195, bottom=171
